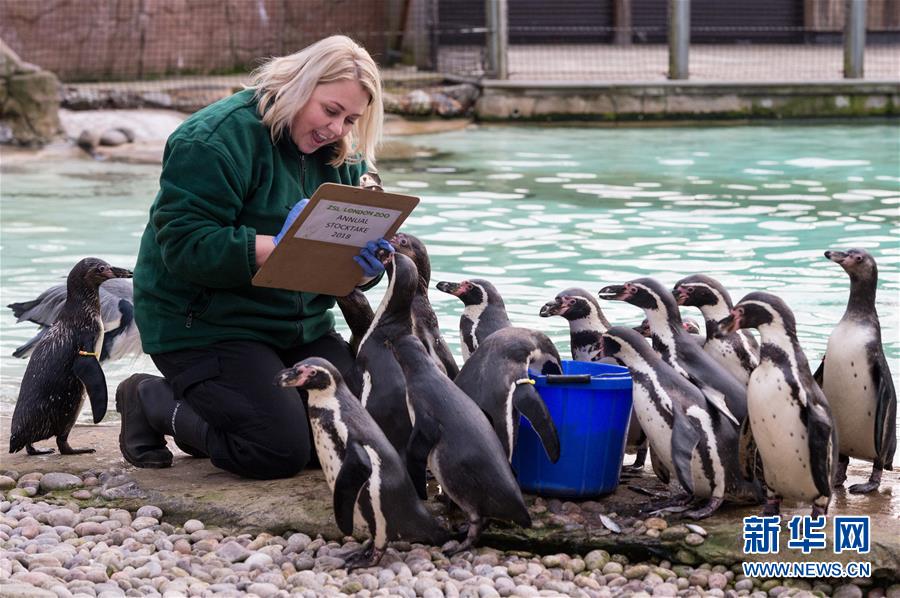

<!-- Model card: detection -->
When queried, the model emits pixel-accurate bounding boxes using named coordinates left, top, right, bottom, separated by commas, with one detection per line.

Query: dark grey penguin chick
left=394, top=335, right=531, bottom=554
left=353, top=248, right=419, bottom=458
left=599, top=326, right=762, bottom=519
left=435, top=278, right=511, bottom=361
left=599, top=278, right=747, bottom=426
left=719, top=292, right=838, bottom=517
left=673, top=274, right=760, bottom=385
left=10, top=258, right=133, bottom=455
left=9, top=277, right=140, bottom=362
left=814, top=248, right=896, bottom=494
left=391, top=232, right=459, bottom=378
left=540, top=288, right=650, bottom=473
left=276, top=357, right=449, bottom=569
left=454, top=327, right=562, bottom=463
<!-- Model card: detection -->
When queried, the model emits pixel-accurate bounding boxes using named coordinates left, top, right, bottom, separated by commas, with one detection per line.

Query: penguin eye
left=855, top=255, right=863, bottom=262
left=97, top=265, right=107, bottom=273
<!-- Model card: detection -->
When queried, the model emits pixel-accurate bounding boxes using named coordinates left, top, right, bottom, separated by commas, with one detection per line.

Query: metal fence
left=1, top=0, right=897, bottom=101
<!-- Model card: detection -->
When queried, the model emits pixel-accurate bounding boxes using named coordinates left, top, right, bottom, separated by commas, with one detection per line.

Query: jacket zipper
left=297, top=153, right=305, bottom=338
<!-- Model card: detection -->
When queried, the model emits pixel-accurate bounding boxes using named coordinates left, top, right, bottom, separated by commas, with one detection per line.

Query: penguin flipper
left=738, top=417, right=758, bottom=481
left=812, top=357, right=824, bottom=388
left=72, top=351, right=108, bottom=424
left=513, top=384, right=560, bottom=463
left=806, top=399, right=835, bottom=498
left=333, top=442, right=373, bottom=537
left=697, top=386, right=739, bottom=427
left=873, top=352, right=897, bottom=470
left=670, top=408, right=700, bottom=494
left=406, top=422, right=440, bottom=500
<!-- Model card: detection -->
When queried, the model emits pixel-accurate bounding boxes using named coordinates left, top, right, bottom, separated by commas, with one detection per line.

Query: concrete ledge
left=477, top=79, right=900, bottom=121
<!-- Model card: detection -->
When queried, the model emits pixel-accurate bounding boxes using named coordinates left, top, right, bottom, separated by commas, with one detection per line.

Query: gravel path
left=1, top=470, right=895, bottom=598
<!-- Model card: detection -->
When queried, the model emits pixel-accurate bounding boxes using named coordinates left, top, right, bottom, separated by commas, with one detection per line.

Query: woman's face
left=290, top=79, right=370, bottom=154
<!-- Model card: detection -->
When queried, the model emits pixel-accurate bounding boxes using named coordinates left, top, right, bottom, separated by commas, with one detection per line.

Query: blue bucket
left=511, top=360, right=633, bottom=498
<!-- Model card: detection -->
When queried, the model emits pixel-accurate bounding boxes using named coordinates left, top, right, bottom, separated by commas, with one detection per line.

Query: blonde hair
left=249, top=36, right=383, bottom=167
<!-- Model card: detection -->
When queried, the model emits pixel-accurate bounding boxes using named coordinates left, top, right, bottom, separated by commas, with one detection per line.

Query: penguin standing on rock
left=599, top=278, right=747, bottom=426
left=10, top=258, right=133, bottom=455
left=673, top=274, right=759, bottom=385
left=540, top=288, right=650, bottom=473
left=353, top=248, right=418, bottom=457
left=435, top=278, right=511, bottom=360
left=276, top=358, right=449, bottom=569
left=394, top=335, right=531, bottom=553
left=599, top=327, right=761, bottom=519
left=719, top=292, right=837, bottom=517
left=9, top=277, right=140, bottom=362
left=454, top=327, right=562, bottom=463
left=391, top=232, right=459, bottom=378
left=815, top=248, right=896, bottom=494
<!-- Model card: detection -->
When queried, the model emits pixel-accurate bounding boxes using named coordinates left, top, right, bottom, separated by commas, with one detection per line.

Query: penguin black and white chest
left=719, top=292, right=838, bottom=517
left=10, top=258, right=132, bottom=455
left=815, top=248, right=896, bottom=494
left=673, top=274, right=759, bottom=385
left=393, top=334, right=530, bottom=553
left=454, top=327, right=562, bottom=463
left=276, top=358, right=448, bottom=569
left=391, top=232, right=459, bottom=378
left=599, top=277, right=747, bottom=425
left=435, top=278, right=511, bottom=360
left=354, top=250, right=419, bottom=457
left=539, top=288, right=611, bottom=361
left=9, top=277, right=141, bottom=362
left=599, top=326, right=760, bottom=519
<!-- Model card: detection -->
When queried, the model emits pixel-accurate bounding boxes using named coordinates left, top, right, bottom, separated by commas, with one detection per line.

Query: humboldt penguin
left=394, top=335, right=531, bottom=553
left=540, top=288, right=650, bottom=472
left=815, top=248, right=896, bottom=494
left=454, top=327, right=561, bottom=463
left=276, top=358, right=449, bottom=568
left=354, top=248, right=418, bottom=457
left=600, top=326, right=760, bottom=518
left=673, top=274, right=759, bottom=385
left=719, top=292, right=838, bottom=517
left=599, top=278, right=747, bottom=425
left=9, top=258, right=133, bottom=455
left=336, top=289, right=374, bottom=357
left=391, top=232, right=459, bottom=378
left=9, top=277, right=140, bottom=362
left=435, top=278, right=511, bottom=360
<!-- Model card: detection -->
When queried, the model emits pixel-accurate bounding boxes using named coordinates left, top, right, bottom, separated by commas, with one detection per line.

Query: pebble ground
left=1, top=469, right=897, bottom=598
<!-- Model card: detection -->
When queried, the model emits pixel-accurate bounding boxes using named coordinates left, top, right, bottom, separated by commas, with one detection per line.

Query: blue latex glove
left=273, top=198, right=309, bottom=245
left=354, top=238, right=394, bottom=277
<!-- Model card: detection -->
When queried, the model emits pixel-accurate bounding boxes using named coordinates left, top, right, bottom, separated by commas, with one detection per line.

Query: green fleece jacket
left=134, top=89, right=367, bottom=354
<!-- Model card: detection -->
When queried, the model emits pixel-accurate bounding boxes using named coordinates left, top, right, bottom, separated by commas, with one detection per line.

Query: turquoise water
left=1, top=124, right=898, bottom=427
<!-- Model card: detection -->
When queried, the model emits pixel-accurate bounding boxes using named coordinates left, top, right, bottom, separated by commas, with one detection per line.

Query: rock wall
left=0, top=0, right=391, bottom=82
left=0, top=38, right=61, bottom=145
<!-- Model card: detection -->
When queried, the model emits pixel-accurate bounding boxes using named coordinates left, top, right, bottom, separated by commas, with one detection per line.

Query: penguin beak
left=824, top=250, right=848, bottom=266
left=436, top=281, right=461, bottom=296
left=539, top=299, right=563, bottom=317
left=597, top=284, right=626, bottom=301
left=275, top=364, right=310, bottom=388
left=109, top=267, right=133, bottom=279
left=717, top=313, right=740, bottom=337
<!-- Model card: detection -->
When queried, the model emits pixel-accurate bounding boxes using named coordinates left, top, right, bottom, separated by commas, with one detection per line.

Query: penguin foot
left=25, top=444, right=54, bottom=456
left=832, top=454, right=850, bottom=487
left=684, top=497, right=724, bottom=520
left=445, top=518, right=484, bottom=556
left=343, top=545, right=384, bottom=570
left=848, top=480, right=879, bottom=494
left=810, top=504, right=828, bottom=519
left=642, top=492, right=692, bottom=513
left=620, top=463, right=645, bottom=476
left=761, top=497, right=781, bottom=517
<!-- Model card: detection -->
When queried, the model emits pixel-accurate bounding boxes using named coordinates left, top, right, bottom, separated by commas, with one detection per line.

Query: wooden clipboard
left=252, top=183, right=419, bottom=296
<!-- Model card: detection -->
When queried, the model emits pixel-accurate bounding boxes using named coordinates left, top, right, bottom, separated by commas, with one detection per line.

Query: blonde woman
left=119, top=36, right=390, bottom=479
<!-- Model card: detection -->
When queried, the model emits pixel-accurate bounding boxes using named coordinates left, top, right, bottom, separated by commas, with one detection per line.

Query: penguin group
left=8, top=237, right=895, bottom=560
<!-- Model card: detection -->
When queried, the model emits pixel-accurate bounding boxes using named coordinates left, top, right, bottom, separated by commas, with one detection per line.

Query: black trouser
left=151, top=331, right=354, bottom=480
